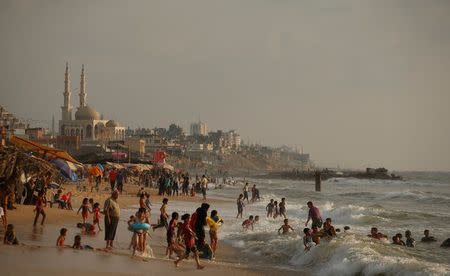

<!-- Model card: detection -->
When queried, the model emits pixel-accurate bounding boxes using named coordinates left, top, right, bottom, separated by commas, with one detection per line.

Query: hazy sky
left=1, top=0, right=450, bottom=171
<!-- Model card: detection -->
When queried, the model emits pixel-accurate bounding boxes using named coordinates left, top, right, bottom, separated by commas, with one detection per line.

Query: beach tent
left=89, top=166, right=103, bottom=177
left=96, top=163, right=104, bottom=171
left=9, top=135, right=81, bottom=164
left=52, top=159, right=79, bottom=182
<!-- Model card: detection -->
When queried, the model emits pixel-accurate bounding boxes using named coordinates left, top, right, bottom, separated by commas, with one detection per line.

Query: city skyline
left=1, top=0, right=450, bottom=171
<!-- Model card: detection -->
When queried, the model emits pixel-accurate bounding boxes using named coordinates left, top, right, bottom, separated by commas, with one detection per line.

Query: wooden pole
left=315, top=171, right=321, bottom=192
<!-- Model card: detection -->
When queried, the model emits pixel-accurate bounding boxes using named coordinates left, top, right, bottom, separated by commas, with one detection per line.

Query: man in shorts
left=305, top=201, right=322, bottom=228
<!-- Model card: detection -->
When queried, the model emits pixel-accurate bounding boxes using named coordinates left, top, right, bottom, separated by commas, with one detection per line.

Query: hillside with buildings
left=0, top=63, right=312, bottom=176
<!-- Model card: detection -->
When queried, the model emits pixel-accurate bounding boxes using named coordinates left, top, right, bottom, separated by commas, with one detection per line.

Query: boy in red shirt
left=174, top=213, right=204, bottom=270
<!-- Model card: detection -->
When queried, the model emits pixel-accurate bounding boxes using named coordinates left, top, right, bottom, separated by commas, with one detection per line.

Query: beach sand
left=0, top=181, right=261, bottom=276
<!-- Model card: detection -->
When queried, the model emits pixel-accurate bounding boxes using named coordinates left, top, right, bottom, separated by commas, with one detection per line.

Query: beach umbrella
left=52, top=159, right=78, bottom=182
left=89, top=166, right=102, bottom=177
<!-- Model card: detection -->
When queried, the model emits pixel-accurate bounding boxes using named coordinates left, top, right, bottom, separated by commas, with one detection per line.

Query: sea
left=171, top=172, right=450, bottom=276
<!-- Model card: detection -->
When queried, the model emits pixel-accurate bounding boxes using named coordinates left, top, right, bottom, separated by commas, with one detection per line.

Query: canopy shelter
left=9, top=135, right=81, bottom=165
left=105, top=162, right=125, bottom=170
left=124, top=163, right=153, bottom=172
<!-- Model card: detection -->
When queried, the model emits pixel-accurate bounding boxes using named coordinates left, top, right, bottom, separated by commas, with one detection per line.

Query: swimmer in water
left=266, top=199, right=274, bottom=218
left=278, top=219, right=294, bottom=235
left=242, top=215, right=254, bottom=231
left=396, top=233, right=406, bottom=246
left=311, top=225, right=321, bottom=244
left=405, top=230, right=415, bottom=248
left=303, top=228, right=313, bottom=251
left=368, top=227, right=387, bottom=240
left=421, top=229, right=437, bottom=242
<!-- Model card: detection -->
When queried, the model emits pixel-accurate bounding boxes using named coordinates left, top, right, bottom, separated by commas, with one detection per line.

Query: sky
left=1, top=0, right=450, bottom=171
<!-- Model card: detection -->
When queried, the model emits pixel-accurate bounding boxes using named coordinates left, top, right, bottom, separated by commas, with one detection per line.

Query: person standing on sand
left=194, top=203, right=210, bottom=250
left=104, top=190, right=120, bottom=250
left=201, top=175, right=208, bottom=201
left=108, top=169, right=117, bottom=191
left=305, top=201, right=322, bottom=228
left=116, top=171, right=124, bottom=194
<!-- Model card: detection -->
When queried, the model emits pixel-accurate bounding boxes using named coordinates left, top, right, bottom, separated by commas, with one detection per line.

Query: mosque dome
left=75, top=106, right=101, bottom=120
left=106, top=120, right=120, bottom=127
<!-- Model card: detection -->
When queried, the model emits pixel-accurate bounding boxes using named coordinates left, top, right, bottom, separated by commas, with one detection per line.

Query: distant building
left=59, top=63, right=125, bottom=142
left=190, top=121, right=208, bottom=136
left=0, top=106, right=28, bottom=137
left=25, top=127, right=45, bottom=140
left=124, top=137, right=145, bottom=157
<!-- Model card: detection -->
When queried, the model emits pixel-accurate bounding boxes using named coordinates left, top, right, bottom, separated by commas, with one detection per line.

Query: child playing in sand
left=72, top=235, right=93, bottom=250
left=166, top=212, right=179, bottom=258
left=92, top=202, right=102, bottom=231
left=278, top=219, right=294, bottom=235
left=266, top=199, right=274, bottom=218
left=4, top=224, right=19, bottom=245
left=174, top=213, right=204, bottom=270
left=77, top=222, right=96, bottom=235
left=236, top=194, right=244, bottom=218
left=33, top=191, right=47, bottom=226
left=77, top=198, right=91, bottom=224
left=56, top=228, right=67, bottom=247
left=303, top=228, right=313, bottom=251
left=152, top=198, right=169, bottom=230
left=242, top=215, right=254, bottom=231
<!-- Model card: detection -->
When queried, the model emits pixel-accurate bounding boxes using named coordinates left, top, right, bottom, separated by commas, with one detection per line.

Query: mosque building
left=59, top=63, right=125, bottom=142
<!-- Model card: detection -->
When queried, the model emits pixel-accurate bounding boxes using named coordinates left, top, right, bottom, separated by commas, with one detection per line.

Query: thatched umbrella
left=0, top=146, right=59, bottom=210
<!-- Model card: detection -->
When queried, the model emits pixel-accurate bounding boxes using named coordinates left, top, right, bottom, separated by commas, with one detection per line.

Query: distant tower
left=79, top=64, right=87, bottom=107
left=52, top=114, right=55, bottom=137
left=61, top=62, right=73, bottom=121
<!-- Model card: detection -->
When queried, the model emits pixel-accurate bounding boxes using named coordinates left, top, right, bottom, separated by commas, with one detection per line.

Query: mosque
left=59, top=63, right=125, bottom=142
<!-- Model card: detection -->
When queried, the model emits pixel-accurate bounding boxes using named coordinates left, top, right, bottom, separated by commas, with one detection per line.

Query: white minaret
left=79, top=64, right=87, bottom=107
left=61, top=62, right=73, bottom=121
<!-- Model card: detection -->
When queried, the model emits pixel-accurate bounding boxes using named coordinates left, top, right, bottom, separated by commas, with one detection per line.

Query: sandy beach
left=0, top=181, right=263, bottom=276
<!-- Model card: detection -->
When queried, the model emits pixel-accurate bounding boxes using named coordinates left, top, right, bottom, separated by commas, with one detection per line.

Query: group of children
left=369, top=227, right=445, bottom=248
left=55, top=227, right=94, bottom=250
left=76, top=197, right=102, bottom=232
left=265, top=198, right=287, bottom=219
left=140, top=197, right=224, bottom=270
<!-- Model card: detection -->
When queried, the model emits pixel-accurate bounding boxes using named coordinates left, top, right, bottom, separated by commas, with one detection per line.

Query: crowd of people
left=2, top=173, right=449, bottom=273
left=1, top=168, right=226, bottom=271
left=233, top=191, right=450, bottom=252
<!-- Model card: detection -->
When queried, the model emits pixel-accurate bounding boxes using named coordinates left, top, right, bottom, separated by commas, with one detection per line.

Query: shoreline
left=0, top=181, right=261, bottom=276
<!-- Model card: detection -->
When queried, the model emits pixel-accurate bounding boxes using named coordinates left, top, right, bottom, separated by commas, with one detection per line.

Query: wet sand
left=0, top=182, right=260, bottom=276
